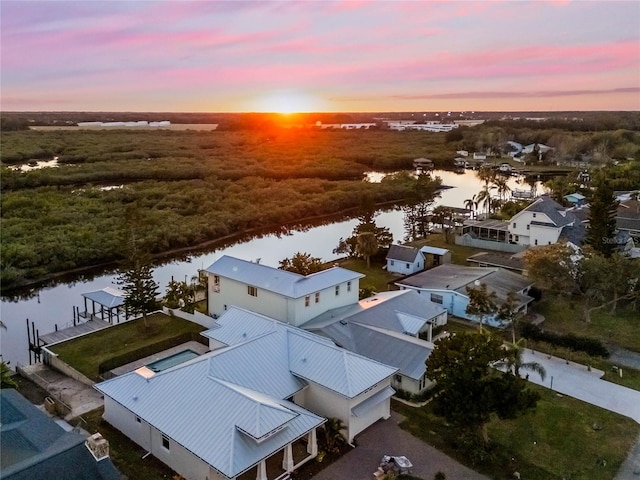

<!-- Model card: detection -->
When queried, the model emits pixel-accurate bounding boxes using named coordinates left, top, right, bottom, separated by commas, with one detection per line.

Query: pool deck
left=107, top=341, right=210, bottom=378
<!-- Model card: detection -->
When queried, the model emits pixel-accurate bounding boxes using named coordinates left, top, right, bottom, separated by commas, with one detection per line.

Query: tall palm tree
left=356, top=231, right=378, bottom=268
left=493, top=176, right=511, bottom=202
left=464, top=195, right=478, bottom=219
left=476, top=185, right=494, bottom=217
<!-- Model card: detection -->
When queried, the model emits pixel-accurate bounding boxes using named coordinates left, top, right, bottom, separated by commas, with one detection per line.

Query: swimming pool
left=146, top=349, right=200, bottom=372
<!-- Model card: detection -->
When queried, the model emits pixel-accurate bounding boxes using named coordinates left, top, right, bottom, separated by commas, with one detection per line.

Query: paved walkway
left=520, top=350, right=640, bottom=423
left=311, top=411, right=489, bottom=480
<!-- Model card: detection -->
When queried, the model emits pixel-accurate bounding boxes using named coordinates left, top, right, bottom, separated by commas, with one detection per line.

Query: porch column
left=256, top=460, right=267, bottom=480
left=282, top=443, right=294, bottom=472
left=307, top=428, right=318, bottom=456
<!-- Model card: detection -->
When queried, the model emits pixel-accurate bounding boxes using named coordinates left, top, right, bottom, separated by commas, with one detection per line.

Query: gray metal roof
left=81, top=287, right=124, bottom=309
left=206, top=255, right=363, bottom=298
left=0, top=389, right=120, bottom=480
left=302, top=290, right=446, bottom=332
left=97, top=307, right=396, bottom=477
left=386, top=244, right=421, bottom=263
left=396, top=264, right=533, bottom=307
left=466, top=252, right=526, bottom=273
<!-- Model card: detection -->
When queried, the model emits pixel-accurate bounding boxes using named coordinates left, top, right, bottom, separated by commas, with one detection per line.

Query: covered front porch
left=238, top=429, right=319, bottom=480
left=460, top=219, right=510, bottom=242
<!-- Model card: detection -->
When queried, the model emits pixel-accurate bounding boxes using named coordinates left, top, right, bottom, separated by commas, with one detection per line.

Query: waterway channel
left=0, top=169, right=544, bottom=367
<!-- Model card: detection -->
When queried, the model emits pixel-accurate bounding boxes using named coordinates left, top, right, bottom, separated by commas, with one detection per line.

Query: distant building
left=386, top=244, right=424, bottom=274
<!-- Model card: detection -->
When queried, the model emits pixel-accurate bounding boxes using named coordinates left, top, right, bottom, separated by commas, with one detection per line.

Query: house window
left=513, top=222, right=516, bottom=228
left=430, top=293, right=444, bottom=304
left=390, top=260, right=395, bottom=266
left=347, top=281, right=351, bottom=292
left=335, top=285, right=340, bottom=296
left=526, top=225, right=530, bottom=230
left=305, top=295, right=310, bottom=307
left=135, top=416, right=141, bottom=423
left=247, top=285, right=257, bottom=297
left=533, top=213, right=537, bottom=218
left=224, top=304, right=227, bottom=311
left=213, top=275, right=220, bottom=285
left=162, top=435, right=170, bottom=450
left=535, top=239, right=538, bottom=245
left=394, top=374, right=402, bottom=384
left=515, top=235, right=519, bottom=242
left=315, top=292, right=320, bottom=303
left=406, top=263, right=410, bottom=269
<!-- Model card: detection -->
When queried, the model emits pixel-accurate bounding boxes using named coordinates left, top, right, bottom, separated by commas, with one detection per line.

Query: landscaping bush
left=520, top=323, right=609, bottom=357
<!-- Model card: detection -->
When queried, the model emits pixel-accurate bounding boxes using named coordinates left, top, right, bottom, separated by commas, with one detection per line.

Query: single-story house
left=395, top=264, right=534, bottom=327
left=466, top=251, right=527, bottom=275
left=96, top=307, right=397, bottom=480
left=386, top=244, right=424, bottom=274
left=0, top=389, right=120, bottom=480
left=301, top=290, right=448, bottom=395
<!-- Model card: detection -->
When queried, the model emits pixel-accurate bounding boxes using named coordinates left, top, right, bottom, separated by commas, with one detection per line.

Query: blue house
left=395, top=264, right=534, bottom=327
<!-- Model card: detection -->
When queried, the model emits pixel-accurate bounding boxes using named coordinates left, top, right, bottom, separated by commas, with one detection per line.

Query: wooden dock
left=39, top=319, right=112, bottom=346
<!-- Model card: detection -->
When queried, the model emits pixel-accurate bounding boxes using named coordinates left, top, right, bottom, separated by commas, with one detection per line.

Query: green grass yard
left=49, top=312, right=205, bottom=381
left=393, top=385, right=639, bottom=480
left=535, top=295, right=640, bottom=353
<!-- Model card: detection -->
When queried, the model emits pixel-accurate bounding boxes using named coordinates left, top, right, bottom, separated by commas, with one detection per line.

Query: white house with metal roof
left=96, top=307, right=396, bottom=480
left=205, top=256, right=363, bottom=326
left=301, top=290, right=447, bottom=395
left=396, top=264, right=534, bottom=327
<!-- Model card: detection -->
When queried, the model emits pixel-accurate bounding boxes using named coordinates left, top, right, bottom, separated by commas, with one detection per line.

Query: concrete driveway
left=520, top=350, right=640, bottom=423
left=311, top=411, right=488, bottom=480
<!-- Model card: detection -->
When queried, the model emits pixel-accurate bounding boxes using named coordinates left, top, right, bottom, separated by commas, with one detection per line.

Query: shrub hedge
left=520, top=323, right=609, bottom=358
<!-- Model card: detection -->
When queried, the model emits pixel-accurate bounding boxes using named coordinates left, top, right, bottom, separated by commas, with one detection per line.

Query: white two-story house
left=206, top=255, right=363, bottom=327
left=508, top=195, right=576, bottom=246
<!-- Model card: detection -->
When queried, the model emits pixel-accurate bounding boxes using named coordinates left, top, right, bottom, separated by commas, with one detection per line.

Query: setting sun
left=254, top=91, right=325, bottom=114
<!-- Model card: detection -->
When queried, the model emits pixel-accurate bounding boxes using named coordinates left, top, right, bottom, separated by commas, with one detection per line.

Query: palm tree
left=493, top=176, right=511, bottom=203
left=322, top=417, right=346, bottom=453
left=476, top=165, right=496, bottom=186
left=464, top=195, right=478, bottom=219
left=498, top=338, right=546, bottom=381
left=476, top=185, right=495, bottom=218
left=356, top=231, right=378, bottom=268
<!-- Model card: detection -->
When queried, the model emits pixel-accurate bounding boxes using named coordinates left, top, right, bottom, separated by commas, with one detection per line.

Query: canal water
left=0, top=169, right=542, bottom=367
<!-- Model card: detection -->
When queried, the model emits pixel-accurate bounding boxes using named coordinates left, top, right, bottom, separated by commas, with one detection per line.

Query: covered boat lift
left=78, top=287, right=127, bottom=324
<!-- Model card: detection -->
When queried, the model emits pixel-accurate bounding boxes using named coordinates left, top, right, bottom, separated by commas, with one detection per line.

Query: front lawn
left=393, top=386, right=639, bottom=480
left=333, top=257, right=397, bottom=294
left=49, top=312, right=205, bottom=381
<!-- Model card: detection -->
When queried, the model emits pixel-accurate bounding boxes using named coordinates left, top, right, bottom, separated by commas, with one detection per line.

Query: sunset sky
left=1, top=1, right=639, bottom=113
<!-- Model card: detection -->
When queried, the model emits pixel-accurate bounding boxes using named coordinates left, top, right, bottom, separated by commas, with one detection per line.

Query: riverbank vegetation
left=1, top=129, right=450, bottom=292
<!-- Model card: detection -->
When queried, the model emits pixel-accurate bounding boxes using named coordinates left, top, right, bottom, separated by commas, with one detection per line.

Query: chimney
left=86, top=432, right=109, bottom=461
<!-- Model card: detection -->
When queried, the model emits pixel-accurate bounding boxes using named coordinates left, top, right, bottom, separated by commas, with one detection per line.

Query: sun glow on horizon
left=253, top=91, right=327, bottom=114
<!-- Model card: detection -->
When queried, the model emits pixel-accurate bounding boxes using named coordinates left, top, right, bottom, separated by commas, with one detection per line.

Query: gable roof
left=302, top=290, right=445, bottom=333
left=396, top=264, right=534, bottom=307
left=0, top=389, right=120, bottom=480
left=205, top=255, right=363, bottom=299
left=97, top=307, right=395, bottom=478
left=81, top=287, right=125, bottom=309
left=386, top=244, right=422, bottom=263
left=513, top=195, right=575, bottom=228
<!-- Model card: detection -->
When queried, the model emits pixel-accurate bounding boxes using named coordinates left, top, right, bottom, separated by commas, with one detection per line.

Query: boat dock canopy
left=81, top=287, right=125, bottom=309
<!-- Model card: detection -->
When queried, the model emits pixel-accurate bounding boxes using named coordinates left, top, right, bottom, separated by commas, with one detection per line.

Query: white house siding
left=386, top=257, right=423, bottom=275
left=209, top=274, right=360, bottom=327
left=208, top=275, right=288, bottom=321
left=296, top=381, right=392, bottom=444
left=289, top=283, right=360, bottom=327
left=509, top=211, right=563, bottom=246
left=392, top=374, right=421, bottom=396
left=103, top=398, right=216, bottom=480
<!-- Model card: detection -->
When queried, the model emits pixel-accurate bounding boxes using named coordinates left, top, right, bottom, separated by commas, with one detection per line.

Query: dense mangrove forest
left=2, top=114, right=639, bottom=293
